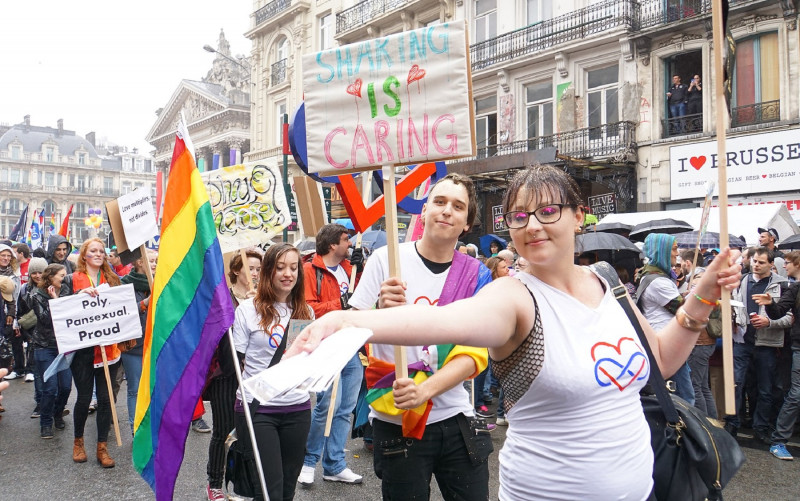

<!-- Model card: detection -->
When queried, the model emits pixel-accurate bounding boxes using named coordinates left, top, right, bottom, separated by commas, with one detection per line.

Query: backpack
left=224, top=429, right=258, bottom=498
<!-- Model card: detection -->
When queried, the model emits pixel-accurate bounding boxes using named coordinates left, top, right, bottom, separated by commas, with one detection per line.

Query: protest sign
left=117, top=187, right=159, bottom=250
left=201, top=161, right=292, bottom=253
left=51, top=284, right=141, bottom=354
left=302, top=21, right=475, bottom=175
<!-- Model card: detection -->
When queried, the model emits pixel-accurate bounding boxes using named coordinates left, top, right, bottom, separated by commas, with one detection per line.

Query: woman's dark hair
left=38, top=263, right=65, bottom=289
left=228, top=249, right=264, bottom=284
left=503, top=164, right=583, bottom=214
left=614, top=265, right=631, bottom=284
left=253, top=244, right=312, bottom=334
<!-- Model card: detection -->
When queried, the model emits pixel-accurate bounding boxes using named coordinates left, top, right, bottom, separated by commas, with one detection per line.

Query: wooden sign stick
left=383, top=165, right=407, bottom=379
left=100, top=347, right=123, bottom=446
left=139, top=244, right=155, bottom=290
left=711, top=0, right=735, bottom=415
left=240, top=248, right=255, bottom=293
left=324, top=173, right=371, bottom=437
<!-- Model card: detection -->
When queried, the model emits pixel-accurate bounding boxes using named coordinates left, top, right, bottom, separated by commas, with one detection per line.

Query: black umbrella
left=628, top=218, right=694, bottom=242
left=594, top=221, right=633, bottom=236
left=675, top=231, right=746, bottom=249
left=779, top=234, right=800, bottom=250
left=576, top=232, right=642, bottom=259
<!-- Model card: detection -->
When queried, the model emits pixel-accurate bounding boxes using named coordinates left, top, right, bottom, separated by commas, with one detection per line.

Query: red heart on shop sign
left=407, top=64, right=426, bottom=84
left=346, top=78, right=363, bottom=98
left=689, top=156, right=706, bottom=170
left=336, top=163, right=439, bottom=233
left=762, top=175, right=767, bottom=178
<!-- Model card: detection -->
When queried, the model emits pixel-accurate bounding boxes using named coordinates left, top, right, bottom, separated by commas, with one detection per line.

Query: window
left=45, top=172, right=55, bottom=186
left=75, top=202, right=87, bottom=217
left=526, top=81, right=554, bottom=147
left=45, top=147, right=54, bottom=162
left=474, top=0, right=497, bottom=43
left=587, top=64, right=619, bottom=139
left=9, top=169, right=20, bottom=185
left=103, top=177, right=114, bottom=194
left=8, top=199, right=22, bottom=215
left=135, top=182, right=144, bottom=190
left=145, top=160, right=153, bottom=173
left=77, top=175, right=86, bottom=192
left=426, top=19, right=441, bottom=27
left=122, top=181, right=131, bottom=195
left=37, top=172, right=43, bottom=185
left=135, top=159, right=143, bottom=172
left=11, top=146, right=21, bottom=160
left=42, top=200, right=56, bottom=217
left=78, top=153, right=87, bottom=165
left=527, top=0, right=552, bottom=25
left=475, top=96, right=497, bottom=158
left=58, top=173, right=63, bottom=186
left=319, top=14, right=333, bottom=51
left=733, top=32, right=780, bottom=126
left=276, top=101, right=287, bottom=146
left=276, top=37, right=289, bottom=62
left=151, top=183, right=157, bottom=199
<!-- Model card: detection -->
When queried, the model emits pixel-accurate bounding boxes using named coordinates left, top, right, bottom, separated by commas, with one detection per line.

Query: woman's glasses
left=503, top=204, right=575, bottom=229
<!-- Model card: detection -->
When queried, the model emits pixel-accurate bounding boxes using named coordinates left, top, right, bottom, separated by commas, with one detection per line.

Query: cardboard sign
left=117, top=187, right=159, bottom=250
left=303, top=21, right=475, bottom=175
left=670, top=129, right=800, bottom=200
left=51, top=284, right=141, bottom=354
left=201, top=162, right=292, bottom=254
left=293, top=176, right=328, bottom=237
left=105, top=200, right=130, bottom=252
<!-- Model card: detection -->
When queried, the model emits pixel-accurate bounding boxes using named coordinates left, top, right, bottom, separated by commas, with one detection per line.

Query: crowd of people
left=3, top=165, right=799, bottom=500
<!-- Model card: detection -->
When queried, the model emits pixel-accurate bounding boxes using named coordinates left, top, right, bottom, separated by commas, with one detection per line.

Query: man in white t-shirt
left=299, top=223, right=365, bottom=485
left=349, top=173, right=492, bottom=500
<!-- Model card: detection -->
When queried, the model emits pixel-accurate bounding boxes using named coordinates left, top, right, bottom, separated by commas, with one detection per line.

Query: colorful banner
left=200, top=161, right=291, bottom=253
left=302, top=21, right=474, bottom=174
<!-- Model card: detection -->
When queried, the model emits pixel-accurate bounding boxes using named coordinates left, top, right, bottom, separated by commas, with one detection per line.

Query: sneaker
left=297, top=465, right=315, bottom=486
left=496, top=417, right=508, bottom=426
left=31, top=405, right=40, bottom=418
left=770, top=443, right=793, bottom=460
left=723, top=422, right=737, bottom=438
left=205, top=485, right=226, bottom=501
left=54, top=415, right=65, bottom=430
left=88, top=400, right=97, bottom=414
left=191, top=418, right=212, bottom=433
left=25, top=373, right=34, bottom=382
left=5, top=371, right=20, bottom=380
left=475, top=405, right=495, bottom=419
left=755, top=428, right=773, bottom=445
left=41, top=426, right=54, bottom=439
left=323, top=467, right=363, bottom=484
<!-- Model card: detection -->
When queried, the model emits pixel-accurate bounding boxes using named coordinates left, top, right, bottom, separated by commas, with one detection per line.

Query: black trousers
left=206, top=375, right=237, bottom=488
left=71, top=347, right=119, bottom=442
left=373, top=415, right=490, bottom=501
left=235, top=408, right=311, bottom=501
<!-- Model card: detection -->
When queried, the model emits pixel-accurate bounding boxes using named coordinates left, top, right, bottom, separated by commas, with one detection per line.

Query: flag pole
left=227, top=328, right=270, bottom=501
left=711, top=0, right=735, bottom=415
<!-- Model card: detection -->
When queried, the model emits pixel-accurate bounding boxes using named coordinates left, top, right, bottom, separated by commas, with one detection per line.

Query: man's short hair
left=428, top=173, right=477, bottom=237
left=12, top=243, right=30, bottom=259
left=316, top=224, right=349, bottom=256
left=679, top=249, right=699, bottom=264
left=753, top=246, right=775, bottom=263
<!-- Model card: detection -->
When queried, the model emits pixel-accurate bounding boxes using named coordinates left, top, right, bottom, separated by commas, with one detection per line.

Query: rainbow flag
left=59, top=204, right=73, bottom=237
left=48, top=212, right=56, bottom=235
left=132, top=120, right=234, bottom=500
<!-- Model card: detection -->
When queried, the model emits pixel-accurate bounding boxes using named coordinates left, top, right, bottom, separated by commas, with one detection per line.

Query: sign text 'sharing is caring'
left=303, top=21, right=475, bottom=174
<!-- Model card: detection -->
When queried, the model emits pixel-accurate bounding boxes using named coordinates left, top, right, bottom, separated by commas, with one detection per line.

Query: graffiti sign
left=201, top=162, right=291, bottom=253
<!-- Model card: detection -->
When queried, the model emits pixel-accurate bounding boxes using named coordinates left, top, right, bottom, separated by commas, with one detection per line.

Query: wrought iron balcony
left=638, top=0, right=708, bottom=29
left=336, top=0, right=411, bottom=35
left=661, top=112, right=703, bottom=138
left=731, top=100, right=780, bottom=128
left=271, top=59, right=288, bottom=86
left=255, top=0, right=291, bottom=26
left=466, top=122, right=637, bottom=162
left=471, top=0, right=636, bottom=71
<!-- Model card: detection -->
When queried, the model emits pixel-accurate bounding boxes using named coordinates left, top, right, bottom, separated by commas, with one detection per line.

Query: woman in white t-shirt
left=232, top=243, right=314, bottom=501
left=290, top=165, right=742, bottom=501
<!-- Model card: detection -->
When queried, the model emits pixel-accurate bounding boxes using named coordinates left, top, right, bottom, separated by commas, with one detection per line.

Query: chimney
left=86, top=132, right=96, bottom=147
left=57, top=119, right=64, bottom=137
left=24, top=115, right=30, bottom=131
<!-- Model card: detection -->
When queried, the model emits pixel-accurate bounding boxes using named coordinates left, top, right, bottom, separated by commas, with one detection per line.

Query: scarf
left=121, top=270, right=150, bottom=293
left=642, top=233, right=676, bottom=275
left=365, top=251, right=491, bottom=439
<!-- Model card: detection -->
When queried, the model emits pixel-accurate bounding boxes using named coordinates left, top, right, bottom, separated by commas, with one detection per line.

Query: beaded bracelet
left=693, top=293, right=720, bottom=306
left=676, top=307, right=709, bottom=332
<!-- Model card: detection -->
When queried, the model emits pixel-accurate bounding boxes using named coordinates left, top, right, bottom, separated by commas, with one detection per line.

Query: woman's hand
left=47, top=285, right=59, bottom=299
left=80, top=287, right=99, bottom=297
left=693, top=248, right=742, bottom=301
left=284, top=310, right=351, bottom=357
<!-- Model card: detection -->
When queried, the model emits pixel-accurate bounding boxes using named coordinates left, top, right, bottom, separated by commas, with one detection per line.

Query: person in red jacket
left=298, top=224, right=365, bottom=486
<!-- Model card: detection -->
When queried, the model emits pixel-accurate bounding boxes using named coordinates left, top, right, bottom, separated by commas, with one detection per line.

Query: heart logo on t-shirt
left=268, top=324, right=285, bottom=349
left=689, top=156, right=706, bottom=170
left=414, top=296, right=439, bottom=306
left=591, top=337, right=649, bottom=391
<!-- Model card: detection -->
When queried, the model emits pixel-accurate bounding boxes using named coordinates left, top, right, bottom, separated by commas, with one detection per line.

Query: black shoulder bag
left=593, top=261, right=745, bottom=501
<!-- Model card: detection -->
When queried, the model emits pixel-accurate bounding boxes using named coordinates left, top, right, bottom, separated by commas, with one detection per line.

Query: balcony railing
left=638, top=0, right=708, bottom=29
left=731, top=100, right=780, bottom=128
left=661, top=112, right=703, bottom=138
left=271, top=59, right=287, bottom=86
left=336, top=0, right=410, bottom=35
left=255, top=0, right=291, bottom=26
left=471, top=0, right=636, bottom=71
left=463, top=122, right=637, bottom=163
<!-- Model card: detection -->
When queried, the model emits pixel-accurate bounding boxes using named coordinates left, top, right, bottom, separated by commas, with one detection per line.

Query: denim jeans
left=687, top=345, right=718, bottom=418
left=772, top=350, right=800, bottom=444
left=669, top=362, right=695, bottom=406
left=726, top=342, right=777, bottom=431
left=669, top=102, right=687, bottom=118
left=120, top=351, right=142, bottom=433
left=304, top=352, right=363, bottom=475
left=34, top=347, right=72, bottom=428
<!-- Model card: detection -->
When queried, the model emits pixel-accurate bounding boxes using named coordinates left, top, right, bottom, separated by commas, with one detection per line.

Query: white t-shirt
left=327, top=264, right=350, bottom=296
left=639, top=275, right=680, bottom=330
left=349, top=241, right=475, bottom=424
left=231, top=299, right=313, bottom=407
left=499, top=272, right=653, bottom=500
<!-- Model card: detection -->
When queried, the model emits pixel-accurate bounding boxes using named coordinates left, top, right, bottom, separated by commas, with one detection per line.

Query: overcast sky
left=2, top=1, right=252, bottom=154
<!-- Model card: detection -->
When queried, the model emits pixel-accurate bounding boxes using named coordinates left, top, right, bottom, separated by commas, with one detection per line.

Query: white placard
left=51, top=284, right=141, bottom=354
left=303, top=21, right=474, bottom=174
left=117, top=187, right=159, bottom=250
left=670, top=129, right=800, bottom=200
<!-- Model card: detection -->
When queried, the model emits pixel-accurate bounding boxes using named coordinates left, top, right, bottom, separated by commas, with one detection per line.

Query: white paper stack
left=243, top=327, right=373, bottom=404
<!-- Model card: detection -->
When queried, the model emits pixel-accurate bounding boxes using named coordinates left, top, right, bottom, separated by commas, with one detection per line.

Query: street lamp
left=203, top=45, right=250, bottom=72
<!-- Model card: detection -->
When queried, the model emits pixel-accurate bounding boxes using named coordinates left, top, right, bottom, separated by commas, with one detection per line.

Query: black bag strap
left=591, top=262, right=681, bottom=425
left=268, top=319, right=289, bottom=368
left=316, top=267, right=324, bottom=298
